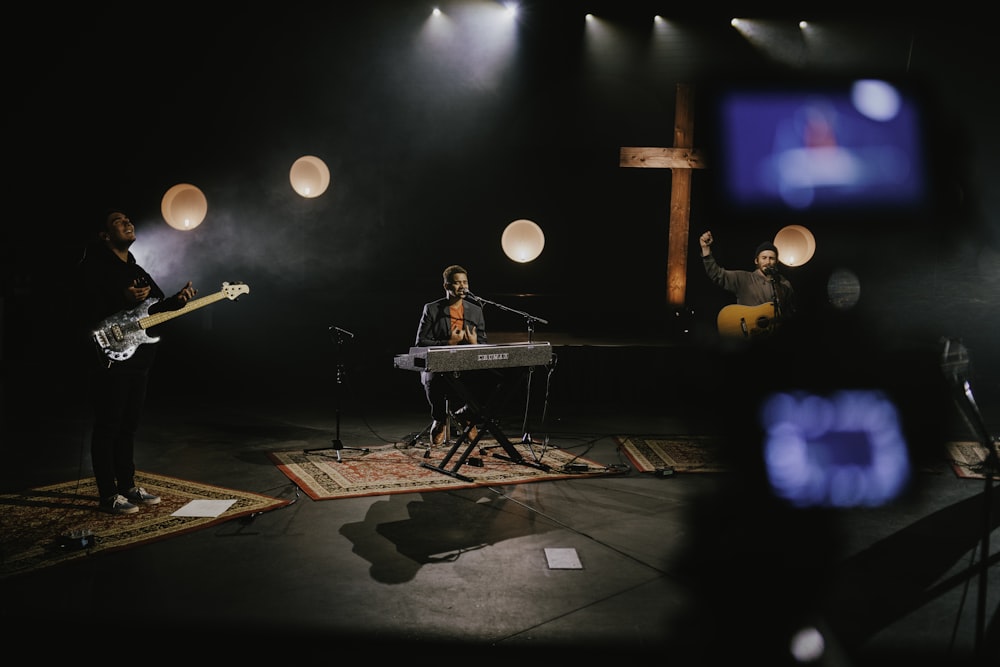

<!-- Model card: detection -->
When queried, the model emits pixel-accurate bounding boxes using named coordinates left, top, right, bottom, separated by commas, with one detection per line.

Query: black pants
left=421, top=369, right=503, bottom=423
left=90, top=360, right=151, bottom=500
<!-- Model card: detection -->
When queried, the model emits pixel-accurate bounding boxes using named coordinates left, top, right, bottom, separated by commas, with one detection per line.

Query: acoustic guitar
left=716, top=302, right=780, bottom=339
left=92, top=281, right=250, bottom=362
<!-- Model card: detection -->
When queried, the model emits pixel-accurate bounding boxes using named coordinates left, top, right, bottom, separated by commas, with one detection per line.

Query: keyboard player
left=414, top=264, right=488, bottom=445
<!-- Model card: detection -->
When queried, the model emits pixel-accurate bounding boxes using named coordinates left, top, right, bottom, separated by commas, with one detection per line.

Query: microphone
left=328, top=325, right=355, bottom=338
left=763, top=266, right=780, bottom=277
left=462, top=291, right=481, bottom=302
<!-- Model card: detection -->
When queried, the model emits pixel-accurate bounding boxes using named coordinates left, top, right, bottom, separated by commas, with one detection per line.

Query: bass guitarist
left=699, top=230, right=795, bottom=339
left=77, top=210, right=197, bottom=514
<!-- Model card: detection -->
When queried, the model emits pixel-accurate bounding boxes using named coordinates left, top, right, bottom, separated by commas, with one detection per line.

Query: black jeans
left=421, top=369, right=504, bottom=423
left=90, top=361, right=151, bottom=500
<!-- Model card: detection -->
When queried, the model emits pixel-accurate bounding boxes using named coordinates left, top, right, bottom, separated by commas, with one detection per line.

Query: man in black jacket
left=78, top=210, right=197, bottom=514
left=413, top=264, right=486, bottom=444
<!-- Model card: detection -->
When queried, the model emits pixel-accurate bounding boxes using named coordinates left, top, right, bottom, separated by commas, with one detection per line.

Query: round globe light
left=827, top=268, right=861, bottom=310
left=160, top=183, right=207, bottom=230
left=290, top=155, right=331, bottom=198
left=501, top=219, right=545, bottom=263
left=774, top=224, right=816, bottom=267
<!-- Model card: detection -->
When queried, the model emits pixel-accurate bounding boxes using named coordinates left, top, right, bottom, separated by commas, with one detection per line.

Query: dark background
left=3, top=3, right=998, bottom=423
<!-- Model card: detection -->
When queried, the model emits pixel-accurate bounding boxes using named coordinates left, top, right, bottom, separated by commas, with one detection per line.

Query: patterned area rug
left=268, top=439, right=617, bottom=500
left=946, top=440, right=1000, bottom=479
left=618, top=435, right=956, bottom=476
left=615, top=435, right=730, bottom=473
left=0, top=471, right=289, bottom=579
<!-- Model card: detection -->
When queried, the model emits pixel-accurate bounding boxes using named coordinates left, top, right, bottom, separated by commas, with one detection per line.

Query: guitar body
left=717, top=302, right=779, bottom=339
left=91, top=282, right=249, bottom=362
left=92, top=299, right=162, bottom=362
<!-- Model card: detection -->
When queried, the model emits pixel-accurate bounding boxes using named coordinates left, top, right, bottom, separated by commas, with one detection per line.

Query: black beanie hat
left=755, top=241, right=778, bottom=258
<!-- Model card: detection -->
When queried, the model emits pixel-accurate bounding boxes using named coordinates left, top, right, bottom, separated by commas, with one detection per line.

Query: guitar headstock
left=221, top=282, right=250, bottom=300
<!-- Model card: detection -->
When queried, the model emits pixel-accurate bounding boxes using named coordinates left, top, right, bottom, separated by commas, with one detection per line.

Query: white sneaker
left=101, top=494, right=139, bottom=515
left=125, top=486, right=161, bottom=505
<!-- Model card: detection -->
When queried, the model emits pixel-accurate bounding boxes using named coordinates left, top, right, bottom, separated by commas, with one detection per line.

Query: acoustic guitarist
left=699, top=230, right=795, bottom=340
left=77, top=210, right=198, bottom=514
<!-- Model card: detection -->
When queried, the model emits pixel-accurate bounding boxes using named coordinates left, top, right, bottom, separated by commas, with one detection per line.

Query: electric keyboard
left=394, top=342, right=552, bottom=373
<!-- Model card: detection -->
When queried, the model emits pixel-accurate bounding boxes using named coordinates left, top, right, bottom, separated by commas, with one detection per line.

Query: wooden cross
left=620, top=83, right=706, bottom=308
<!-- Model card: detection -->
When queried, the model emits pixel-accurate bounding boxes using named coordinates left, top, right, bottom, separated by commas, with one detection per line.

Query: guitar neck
left=137, top=290, right=230, bottom=329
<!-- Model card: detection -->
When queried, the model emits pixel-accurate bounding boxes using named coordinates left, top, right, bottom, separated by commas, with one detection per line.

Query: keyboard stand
left=419, top=370, right=550, bottom=482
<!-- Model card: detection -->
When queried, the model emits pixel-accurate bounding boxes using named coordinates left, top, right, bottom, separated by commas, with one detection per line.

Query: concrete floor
left=1, top=338, right=998, bottom=665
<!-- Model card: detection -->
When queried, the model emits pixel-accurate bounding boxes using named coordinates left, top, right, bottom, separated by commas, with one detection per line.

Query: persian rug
left=268, top=439, right=617, bottom=500
left=615, top=435, right=731, bottom=473
left=0, top=471, right=289, bottom=579
left=946, top=440, right=1000, bottom=479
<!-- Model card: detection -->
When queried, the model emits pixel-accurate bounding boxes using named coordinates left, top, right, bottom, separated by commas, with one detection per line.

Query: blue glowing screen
left=759, top=389, right=911, bottom=508
left=716, top=80, right=928, bottom=214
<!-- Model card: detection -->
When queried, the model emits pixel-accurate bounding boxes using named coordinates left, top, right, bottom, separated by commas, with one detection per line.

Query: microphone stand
left=767, top=270, right=783, bottom=320
left=940, top=338, right=999, bottom=659
left=466, top=293, right=549, bottom=338
left=304, top=326, right=370, bottom=462
left=467, top=294, right=552, bottom=460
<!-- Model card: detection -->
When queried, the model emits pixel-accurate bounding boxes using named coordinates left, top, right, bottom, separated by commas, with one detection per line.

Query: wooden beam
left=619, top=147, right=706, bottom=170
left=618, top=83, right=707, bottom=308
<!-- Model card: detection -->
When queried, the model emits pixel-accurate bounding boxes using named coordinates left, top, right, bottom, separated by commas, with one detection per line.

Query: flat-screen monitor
left=704, top=77, right=935, bottom=221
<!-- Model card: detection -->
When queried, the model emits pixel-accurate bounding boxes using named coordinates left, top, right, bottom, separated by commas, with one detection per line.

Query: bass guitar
left=92, top=281, right=250, bottom=362
left=717, top=302, right=780, bottom=339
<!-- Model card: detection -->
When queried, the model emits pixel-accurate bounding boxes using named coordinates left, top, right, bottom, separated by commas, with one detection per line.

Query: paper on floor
left=172, top=499, right=237, bottom=517
left=544, top=547, right=583, bottom=569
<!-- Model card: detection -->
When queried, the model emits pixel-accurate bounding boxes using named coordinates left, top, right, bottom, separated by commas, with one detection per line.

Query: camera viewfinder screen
left=715, top=79, right=928, bottom=215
